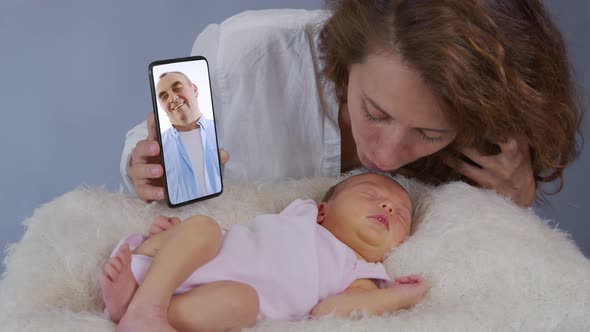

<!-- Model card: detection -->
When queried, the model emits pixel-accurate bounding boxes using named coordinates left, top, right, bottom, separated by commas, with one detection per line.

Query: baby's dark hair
left=322, top=182, right=341, bottom=202
left=322, top=173, right=404, bottom=202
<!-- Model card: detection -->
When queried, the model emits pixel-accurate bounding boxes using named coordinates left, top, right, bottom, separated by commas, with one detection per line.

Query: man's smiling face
left=156, top=72, right=201, bottom=128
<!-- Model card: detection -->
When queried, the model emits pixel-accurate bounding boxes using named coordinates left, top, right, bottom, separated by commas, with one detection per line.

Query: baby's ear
left=317, top=202, right=328, bottom=224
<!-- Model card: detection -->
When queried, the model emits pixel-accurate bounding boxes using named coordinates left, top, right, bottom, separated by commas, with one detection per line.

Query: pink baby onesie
left=111, top=199, right=391, bottom=321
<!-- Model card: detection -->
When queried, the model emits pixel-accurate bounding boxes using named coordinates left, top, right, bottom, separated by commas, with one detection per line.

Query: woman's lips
left=368, top=214, right=390, bottom=230
left=362, top=155, right=390, bottom=172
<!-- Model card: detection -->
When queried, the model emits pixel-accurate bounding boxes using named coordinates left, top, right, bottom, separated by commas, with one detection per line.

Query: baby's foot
left=117, top=303, right=177, bottom=332
left=100, top=243, right=138, bottom=323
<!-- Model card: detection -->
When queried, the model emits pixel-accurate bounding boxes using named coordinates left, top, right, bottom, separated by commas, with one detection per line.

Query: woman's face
left=346, top=52, right=456, bottom=172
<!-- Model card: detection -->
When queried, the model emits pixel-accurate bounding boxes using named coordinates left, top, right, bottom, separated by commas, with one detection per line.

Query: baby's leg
left=168, top=281, right=259, bottom=332
left=101, top=217, right=176, bottom=323
left=100, top=243, right=137, bottom=323
left=117, top=215, right=222, bottom=332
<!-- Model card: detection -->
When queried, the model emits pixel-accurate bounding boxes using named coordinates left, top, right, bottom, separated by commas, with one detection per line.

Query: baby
left=100, top=173, right=429, bottom=332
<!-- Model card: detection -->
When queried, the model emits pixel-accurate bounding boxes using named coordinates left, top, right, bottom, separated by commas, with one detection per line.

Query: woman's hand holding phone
left=129, top=113, right=229, bottom=203
left=129, top=112, right=165, bottom=202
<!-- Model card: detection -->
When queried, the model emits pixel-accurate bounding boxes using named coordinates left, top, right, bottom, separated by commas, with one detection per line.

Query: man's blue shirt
left=161, top=117, right=221, bottom=204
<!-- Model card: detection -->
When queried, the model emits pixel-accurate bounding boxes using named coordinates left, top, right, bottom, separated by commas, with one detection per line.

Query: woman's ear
left=317, top=202, right=328, bottom=225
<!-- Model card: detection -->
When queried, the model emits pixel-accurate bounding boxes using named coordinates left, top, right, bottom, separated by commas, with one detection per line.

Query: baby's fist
left=148, top=216, right=181, bottom=236
left=388, top=275, right=430, bottom=309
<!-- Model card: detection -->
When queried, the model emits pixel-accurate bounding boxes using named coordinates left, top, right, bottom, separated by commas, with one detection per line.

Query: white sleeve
left=120, top=24, right=222, bottom=193
left=120, top=120, right=148, bottom=193
left=190, top=23, right=220, bottom=60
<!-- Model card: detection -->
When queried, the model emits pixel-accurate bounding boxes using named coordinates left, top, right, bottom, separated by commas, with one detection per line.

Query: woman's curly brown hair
left=318, top=0, right=585, bottom=196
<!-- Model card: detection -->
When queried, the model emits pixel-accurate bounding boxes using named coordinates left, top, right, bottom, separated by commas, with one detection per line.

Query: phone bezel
left=148, top=55, right=223, bottom=208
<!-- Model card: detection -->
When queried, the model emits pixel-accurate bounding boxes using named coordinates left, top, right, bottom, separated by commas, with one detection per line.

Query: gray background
left=0, top=0, right=588, bottom=275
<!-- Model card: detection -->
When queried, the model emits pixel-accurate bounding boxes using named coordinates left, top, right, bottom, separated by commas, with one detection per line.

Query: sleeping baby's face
left=317, top=173, right=412, bottom=262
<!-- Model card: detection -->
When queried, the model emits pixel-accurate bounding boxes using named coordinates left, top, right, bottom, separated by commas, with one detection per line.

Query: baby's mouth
left=172, top=100, right=185, bottom=111
left=368, top=214, right=390, bottom=230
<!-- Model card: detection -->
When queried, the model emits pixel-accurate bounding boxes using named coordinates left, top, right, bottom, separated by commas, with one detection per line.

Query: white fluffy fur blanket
left=1, top=176, right=589, bottom=331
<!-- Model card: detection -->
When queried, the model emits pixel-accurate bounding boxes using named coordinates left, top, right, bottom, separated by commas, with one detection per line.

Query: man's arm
left=310, top=275, right=429, bottom=318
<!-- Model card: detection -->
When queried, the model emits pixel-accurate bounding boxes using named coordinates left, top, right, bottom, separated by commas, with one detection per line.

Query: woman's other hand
left=446, top=135, right=536, bottom=207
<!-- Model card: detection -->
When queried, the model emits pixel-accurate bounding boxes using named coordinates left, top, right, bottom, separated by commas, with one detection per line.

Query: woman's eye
left=418, top=130, right=443, bottom=143
left=361, top=101, right=389, bottom=124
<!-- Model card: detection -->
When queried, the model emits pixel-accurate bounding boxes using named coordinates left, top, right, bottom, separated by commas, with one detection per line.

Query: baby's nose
left=380, top=201, right=393, bottom=214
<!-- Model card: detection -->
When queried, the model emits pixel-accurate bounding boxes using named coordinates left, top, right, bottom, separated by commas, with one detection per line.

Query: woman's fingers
left=219, top=149, right=230, bottom=166
left=147, top=112, right=157, bottom=141
left=135, top=183, right=165, bottom=202
left=129, top=113, right=164, bottom=202
left=128, top=161, right=163, bottom=182
left=446, top=135, right=536, bottom=206
left=445, top=154, right=493, bottom=188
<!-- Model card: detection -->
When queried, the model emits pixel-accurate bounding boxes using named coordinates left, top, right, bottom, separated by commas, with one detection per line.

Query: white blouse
left=121, top=9, right=341, bottom=193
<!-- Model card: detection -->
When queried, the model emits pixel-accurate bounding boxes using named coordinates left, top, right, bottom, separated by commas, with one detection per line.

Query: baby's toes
left=104, top=262, right=120, bottom=281
left=99, top=271, right=112, bottom=285
left=117, top=244, right=131, bottom=259
left=118, top=245, right=133, bottom=270
left=110, top=256, right=124, bottom=274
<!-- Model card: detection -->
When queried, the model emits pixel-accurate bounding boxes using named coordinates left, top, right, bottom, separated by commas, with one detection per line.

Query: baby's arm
left=310, top=275, right=429, bottom=318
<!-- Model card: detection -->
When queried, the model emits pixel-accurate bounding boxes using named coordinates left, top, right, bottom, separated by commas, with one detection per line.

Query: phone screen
left=149, top=56, right=223, bottom=208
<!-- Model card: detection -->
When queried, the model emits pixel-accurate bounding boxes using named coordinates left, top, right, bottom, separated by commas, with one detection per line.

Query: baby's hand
left=388, top=275, right=430, bottom=309
left=148, top=216, right=181, bottom=237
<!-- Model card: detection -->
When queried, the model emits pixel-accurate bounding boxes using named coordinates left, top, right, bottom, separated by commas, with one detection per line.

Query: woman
left=122, top=0, right=583, bottom=207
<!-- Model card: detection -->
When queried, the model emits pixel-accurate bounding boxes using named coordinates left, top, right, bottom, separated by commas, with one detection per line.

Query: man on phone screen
left=156, top=71, right=221, bottom=204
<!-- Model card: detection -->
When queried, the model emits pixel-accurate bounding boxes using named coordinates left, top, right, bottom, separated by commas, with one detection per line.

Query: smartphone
left=148, top=56, right=223, bottom=208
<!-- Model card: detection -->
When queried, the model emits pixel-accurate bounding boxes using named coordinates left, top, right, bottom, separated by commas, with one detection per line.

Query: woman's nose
left=373, top=128, right=411, bottom=170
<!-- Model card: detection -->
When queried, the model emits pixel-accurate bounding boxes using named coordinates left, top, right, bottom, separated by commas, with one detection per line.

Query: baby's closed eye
left=395, top=208, right=411, bottom=224
left=361, top=191, right=377, bottom=198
